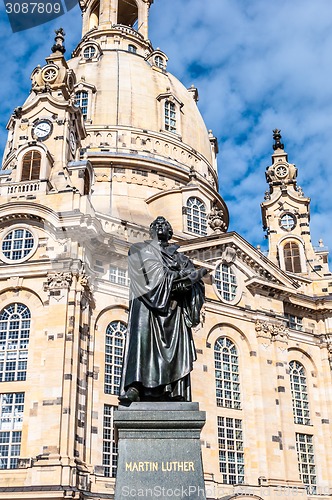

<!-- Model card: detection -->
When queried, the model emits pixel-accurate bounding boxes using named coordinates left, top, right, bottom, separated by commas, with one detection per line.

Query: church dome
left=69, top=46, right=213, bottom=165
left=63, top=0, right=227, bottom=232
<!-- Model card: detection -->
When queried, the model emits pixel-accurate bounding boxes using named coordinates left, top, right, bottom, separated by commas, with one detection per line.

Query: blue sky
left=1, top=0, right=332, bottom=256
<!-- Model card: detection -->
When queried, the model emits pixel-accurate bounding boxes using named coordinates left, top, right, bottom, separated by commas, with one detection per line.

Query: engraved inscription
left=125, top=461, right=195, bottom=472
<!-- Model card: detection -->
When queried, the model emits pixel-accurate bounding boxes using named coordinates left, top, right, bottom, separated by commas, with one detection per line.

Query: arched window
left=0, top=304, right=30, bottom=382
left=215, top=264, right=237, bottom=302
left=186, top=197, right=207, bottom=235
left=118, top=0, right=138, bottom=27
left=83, top=46, right=96, bottom=59
left=289, top=361, right=310, bottom=425
left=21, top=151, right=41, bottom=181
left=74, top=91, right=89, bottom=120
left=155, top=55, right=164, bottom=69
left=214, top=337, right=240, bottom=409
left=164, top=100, right=176, bottom=132
left=89, top=1, right=99, bottom=29
left=104, top=321, right=127, bottom=395
left=128, top=44, right=137, bottom=53
left=284, top=242, right=301, bottom=273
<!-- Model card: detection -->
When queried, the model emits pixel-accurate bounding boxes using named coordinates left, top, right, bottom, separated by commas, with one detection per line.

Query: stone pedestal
left=114, top=402, right=206, bottom=499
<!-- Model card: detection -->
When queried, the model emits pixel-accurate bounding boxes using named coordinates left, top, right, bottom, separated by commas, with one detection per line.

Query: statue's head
left=149, top=216, right=173, bottom=242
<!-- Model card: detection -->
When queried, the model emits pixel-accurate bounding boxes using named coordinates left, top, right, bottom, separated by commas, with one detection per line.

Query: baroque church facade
left=0, top=0, right=332, bottom=498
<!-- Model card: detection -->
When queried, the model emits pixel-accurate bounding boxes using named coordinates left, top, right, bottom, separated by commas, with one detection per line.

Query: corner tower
left=261, top=130, right=329, bottom=278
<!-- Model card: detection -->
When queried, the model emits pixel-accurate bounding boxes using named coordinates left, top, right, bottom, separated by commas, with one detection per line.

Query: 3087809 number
left=5, top=2, right=62, bottom=13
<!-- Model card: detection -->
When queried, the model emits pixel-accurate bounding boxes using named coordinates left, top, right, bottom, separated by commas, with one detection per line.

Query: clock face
left=69, top=131, right=76, bottom=154
left=275, top=165, right=288, bottom=178
left=41, top=65, right=59, bottom=83
left=32, top=120, right=53, bottom=140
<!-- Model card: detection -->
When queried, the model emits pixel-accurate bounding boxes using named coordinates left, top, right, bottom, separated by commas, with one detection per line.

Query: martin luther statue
left=119, top=216, right=207, bottom=404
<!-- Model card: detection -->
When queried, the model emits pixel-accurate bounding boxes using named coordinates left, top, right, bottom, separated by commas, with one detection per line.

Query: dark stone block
left=114, top=402, right=206, bottom=499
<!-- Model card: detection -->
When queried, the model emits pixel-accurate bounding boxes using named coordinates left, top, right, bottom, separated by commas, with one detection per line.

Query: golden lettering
left=161, top=461, right=195, bottom=472
left=125, top=460, right=195, bottom=472
left=125, top=461, right=159, bottom=472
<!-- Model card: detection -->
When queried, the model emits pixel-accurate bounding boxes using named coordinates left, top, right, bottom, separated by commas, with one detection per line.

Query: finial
left=51, top=28, right=66, bottom=54
left=273, top=129, right=284, bottom=151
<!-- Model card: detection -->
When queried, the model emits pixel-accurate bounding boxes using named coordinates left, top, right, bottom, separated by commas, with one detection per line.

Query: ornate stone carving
left=79, top=274, right=90, bottom=288
left=79, top=273, right=95, bottom=310
left=273, top=129, right=284, bottom=151
left=322, top=334, right=332, bottom=370
left=221, top=246, right=236, bottom=265
left=51, top=28, right=66, bottom=55
left=255, top=320, right=288, bottom=342
left=208, top=205, right=227, bottom=233
left=44, top=272, right=73, bottom=290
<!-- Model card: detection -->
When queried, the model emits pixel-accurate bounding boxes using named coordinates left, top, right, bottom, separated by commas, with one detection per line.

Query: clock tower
left=261, top=129, right=329, bottom=278
left=1, top=29, right=89, bottom=196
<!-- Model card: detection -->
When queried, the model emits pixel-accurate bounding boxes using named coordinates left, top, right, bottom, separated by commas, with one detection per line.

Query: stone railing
left=7, top=180, right=40, bottom=195
left=111, top=24, right=144, bottom=40
left=84, top=126, right=218, bottom=188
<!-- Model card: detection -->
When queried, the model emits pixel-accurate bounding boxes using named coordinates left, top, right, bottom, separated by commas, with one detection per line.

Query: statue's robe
left=120, top=239, right=205, bottom=401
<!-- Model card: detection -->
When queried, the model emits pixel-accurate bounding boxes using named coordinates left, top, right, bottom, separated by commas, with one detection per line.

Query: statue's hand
left=173, top=280, right=192, bottom=292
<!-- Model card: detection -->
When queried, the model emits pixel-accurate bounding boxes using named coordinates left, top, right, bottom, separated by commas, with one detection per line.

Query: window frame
left=21, top=150, right=41, bottom=182
left=109, top=266, right=129, bottom=287
left=278, top=236, right=306, bottom=274
left=128, top=44, right=137, bottom=54
left=0, top=392, right=24, bottom=469
left=164, top=100, right=177, bottom=133
left=104, top=320, right=127, bottom=396
left=157, top=93, right=183, bottom=136
left=0, top=225, right=38, bottom=264
left=279, top=212, right=296, bottom=231
left=0, top=303, right=30, bottom=383
left=185, top=196, right=208, bottom=236
left=217, top=416, right=245, bottom=485
left=74, top=90, right=89, bottom=121
left=213, top=261, right=242, bottom=305
left=154, top=55, right=165, bottom=69
left=289, top=361, right=311, bottom=425
left=83, top=45, right=96, bottom=59
left=214, top=337, right=241, bottom=409
left=103, top=405, right=118, bottom=478
left=295, top=433, right=317, bottom=494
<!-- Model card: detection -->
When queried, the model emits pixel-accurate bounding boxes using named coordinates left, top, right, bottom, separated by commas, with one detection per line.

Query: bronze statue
left=119, top=216, right=206, bottom=403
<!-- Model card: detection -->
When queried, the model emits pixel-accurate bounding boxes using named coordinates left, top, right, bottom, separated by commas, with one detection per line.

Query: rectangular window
left=109, top=266, right=129, bottom=287
left=103, top=405, right=118, bottom=478
left=285, top=313, right=303, bottom=331
left=132, top=169, right=148, bottom=177
left=0, top=393, right=24, bottom=469
left=295, top=433, right=317, bottom=494
left=164, top=101, right=176, bottom=132
left=217, top=416, right=244, bottom=484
